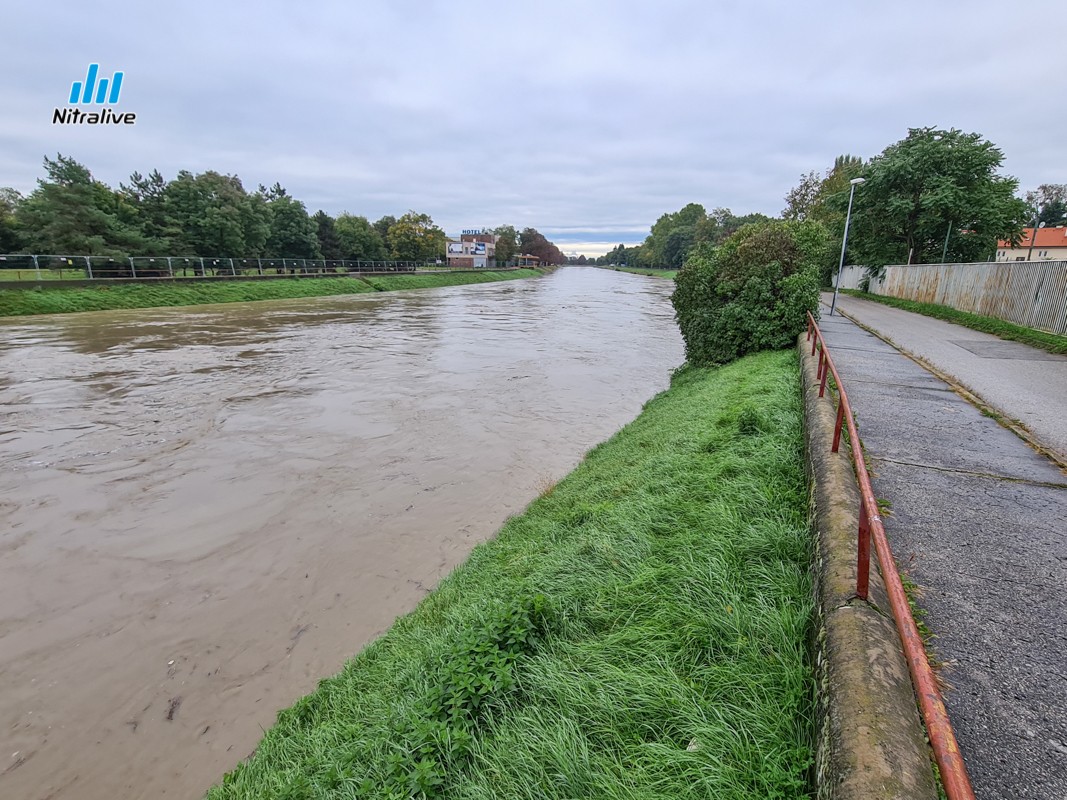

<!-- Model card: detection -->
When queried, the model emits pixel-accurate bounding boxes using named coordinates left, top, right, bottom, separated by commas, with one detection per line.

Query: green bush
left=671, top=220, right=831, bottom=365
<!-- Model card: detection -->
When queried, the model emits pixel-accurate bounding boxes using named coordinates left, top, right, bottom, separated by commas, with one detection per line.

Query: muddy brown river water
left=0, top=267, right=684, bottom=799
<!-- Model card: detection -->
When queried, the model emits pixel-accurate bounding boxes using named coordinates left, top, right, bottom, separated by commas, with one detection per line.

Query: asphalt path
left=827, top=292, right=1067, bottom=463
left=817, top=296, right=1067, bottom=800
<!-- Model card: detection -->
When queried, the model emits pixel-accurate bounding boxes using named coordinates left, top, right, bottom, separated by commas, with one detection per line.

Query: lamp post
left=829, top=177, right=865, bottom=316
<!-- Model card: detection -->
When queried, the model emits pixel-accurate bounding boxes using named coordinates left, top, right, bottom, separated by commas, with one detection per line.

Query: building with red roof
left=996, top=227, right=1067, bottom=261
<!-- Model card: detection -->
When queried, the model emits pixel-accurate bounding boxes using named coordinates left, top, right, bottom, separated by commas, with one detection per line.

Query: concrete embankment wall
left=835, top=261, right=1067, bottom=334
left=798, top=335, right=938, bottom=799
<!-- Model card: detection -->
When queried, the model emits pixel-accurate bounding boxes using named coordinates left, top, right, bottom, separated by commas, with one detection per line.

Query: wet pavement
left=818, top=297, right=1067, bottom=799
left=0, top=267, right=684, bottom=800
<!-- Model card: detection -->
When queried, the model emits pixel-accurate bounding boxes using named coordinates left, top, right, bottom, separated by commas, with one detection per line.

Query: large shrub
left=672, top=220, right=831, bottom=365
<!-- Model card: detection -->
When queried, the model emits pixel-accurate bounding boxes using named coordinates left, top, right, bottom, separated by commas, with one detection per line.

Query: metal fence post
left=32, top=254, right=41, bottom=281
left=166, top=257, right=174, bottom=278
left=257, top=258, right=263, bottom=276
left=84, top=256, right=93, bottom=280
left=129, top=257, right=137, bottom=278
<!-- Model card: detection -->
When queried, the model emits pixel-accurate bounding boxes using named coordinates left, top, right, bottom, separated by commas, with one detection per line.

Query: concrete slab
left=843, top=380, right=1067, bottom=486
left=949, top=339, right=1066, bottom=361
left=872, top=460, right=1067, bottom=800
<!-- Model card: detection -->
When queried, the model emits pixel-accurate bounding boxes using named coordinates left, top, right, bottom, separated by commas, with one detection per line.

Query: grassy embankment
left=841, top=289, right=1067, bottom=356
left=615, top=267, right=679, bottom=279
left=0, top=270, right=541, bottom=317
left=209, top=350, right=815, bottom=800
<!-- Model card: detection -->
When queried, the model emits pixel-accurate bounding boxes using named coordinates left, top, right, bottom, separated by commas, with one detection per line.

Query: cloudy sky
left=3, top=0, right=1065, bottom=257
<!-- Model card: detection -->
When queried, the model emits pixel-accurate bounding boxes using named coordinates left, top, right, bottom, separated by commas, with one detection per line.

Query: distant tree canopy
left=493, top=225, right=519, bottom=264
left=519, top=228, right=566, bottom=265
left=0, top=155, right=526, bottom=265
left=1025, top=183, right=1067, bottom=227
left=595, top=206, right=772, bottom=268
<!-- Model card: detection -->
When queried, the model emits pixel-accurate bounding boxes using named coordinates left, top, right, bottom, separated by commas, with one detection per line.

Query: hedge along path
left=0, top=270, right=542, bottom=317
left=208, top=350, right=816, bottom=800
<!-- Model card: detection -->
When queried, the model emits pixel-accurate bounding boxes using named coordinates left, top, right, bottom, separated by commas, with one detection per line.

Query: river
left=0, top=267, right=684, bottom=799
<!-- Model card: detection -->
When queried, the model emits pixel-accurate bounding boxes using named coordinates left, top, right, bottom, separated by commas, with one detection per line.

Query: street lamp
left=829, top=177, right=866, bottom=316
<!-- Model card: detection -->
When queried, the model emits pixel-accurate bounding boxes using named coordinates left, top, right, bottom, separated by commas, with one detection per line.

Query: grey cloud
left=2, top=0, right=1064, bottom=256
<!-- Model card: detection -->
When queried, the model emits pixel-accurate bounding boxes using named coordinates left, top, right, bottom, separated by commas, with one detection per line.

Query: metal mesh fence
left=0, top=255, right=466, bottom=282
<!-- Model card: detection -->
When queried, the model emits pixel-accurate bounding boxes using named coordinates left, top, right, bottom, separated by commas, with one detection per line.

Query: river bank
left=0, top=268, right=687, bottom=800
left=208, top=350, right=815, bottom=799
left=612, top=266, right=679, bottom=279
left=0, top=269, right=542, bottom=316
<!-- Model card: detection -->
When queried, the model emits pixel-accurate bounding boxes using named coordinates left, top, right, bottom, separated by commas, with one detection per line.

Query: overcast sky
left=3, top=0, right=1065, bottom=256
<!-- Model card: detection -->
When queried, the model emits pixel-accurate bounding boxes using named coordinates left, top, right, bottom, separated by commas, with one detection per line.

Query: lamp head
left=850, top=177, right=866, bottom=185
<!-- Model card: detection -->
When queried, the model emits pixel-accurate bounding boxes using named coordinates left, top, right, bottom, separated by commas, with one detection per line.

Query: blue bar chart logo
left=54, top=64, right=136, bottom=125
left=69, top=63, right=124, bottom=105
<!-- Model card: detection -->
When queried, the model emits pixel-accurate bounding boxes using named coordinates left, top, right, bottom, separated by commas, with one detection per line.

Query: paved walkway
left=817, top=295, right=1067, bottom=800
left=828, top=293, right=1067, bottom=463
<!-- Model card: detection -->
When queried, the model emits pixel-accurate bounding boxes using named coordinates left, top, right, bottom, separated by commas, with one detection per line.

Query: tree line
left=0, top=155, right=566, bottom=265
left=600, top=127, right=1060, bottom=277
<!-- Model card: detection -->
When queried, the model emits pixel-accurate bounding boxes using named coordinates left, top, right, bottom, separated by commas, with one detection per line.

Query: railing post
left=85, top=256, right=93, bottom=280
left=819, top=356, right=829, bottom=397
left=129, top=257, right=137, bottom=278
left=32, top=254, right=41, bottom=281
left=832, top=402, right=845, bottom=453
left=166, top=257, right=174, bottom=278
left=257, top=258, right=263, bottom=276
left=856, top=502, right=871, bottom=601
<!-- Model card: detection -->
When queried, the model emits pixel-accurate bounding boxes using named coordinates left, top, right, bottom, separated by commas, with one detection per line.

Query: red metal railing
left=806, top=311, right=975, bottom=800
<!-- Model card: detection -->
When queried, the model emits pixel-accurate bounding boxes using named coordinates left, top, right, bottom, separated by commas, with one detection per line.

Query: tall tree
left=18, top=154, right=143, bottom=256
left=264, top=184, right=320, bottom=259
left=646, top=203, right=705, bottom=266
left=782, top=171, right=822, bottom=221
left=118, top=169, right=179, bottom=254
left=1024, top=184, right=1067, bottom=227
left=493, top=224, right=519, bottom=264
left=519, top=227, right=565, bottom=265
left=0, top=188, right=25, bottom=253
left=335, top=213, right=388, bottom=261
left=373, top=215, right=397, bottom=243
left=846, top=128, right=1028, bottom=266
left=165, top=171, right=254, bottom=256
left=387, top=211, right=445, bottom=261
left=313, top=210, right=343, bottom=260
left=696, top=208, right=772, bottom=246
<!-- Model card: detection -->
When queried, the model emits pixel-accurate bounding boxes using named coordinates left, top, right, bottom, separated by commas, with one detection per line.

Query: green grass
left=0, top=270, right=542, bottom=317
left=0, top=268, right=89, bottom=281
left=840, top=289, right=1067, bottom=355
left=208, top=350, right=815, bottom=800
left=359, top=270, right=539, bottom=292
left=615, top=267, right=679, bottom=279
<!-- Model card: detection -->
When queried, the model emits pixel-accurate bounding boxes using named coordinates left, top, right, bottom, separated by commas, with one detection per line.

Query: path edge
left=798, top=334, right=939, bottom=799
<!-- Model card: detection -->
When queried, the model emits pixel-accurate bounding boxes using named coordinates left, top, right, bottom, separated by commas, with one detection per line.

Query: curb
left=797, top=335, right=938, bottom=800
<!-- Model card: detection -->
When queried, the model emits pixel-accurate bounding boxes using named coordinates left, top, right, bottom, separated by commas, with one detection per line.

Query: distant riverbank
left=0, top=269, right=543, bottom=316
left=613, top=266, right=679, bottom=279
